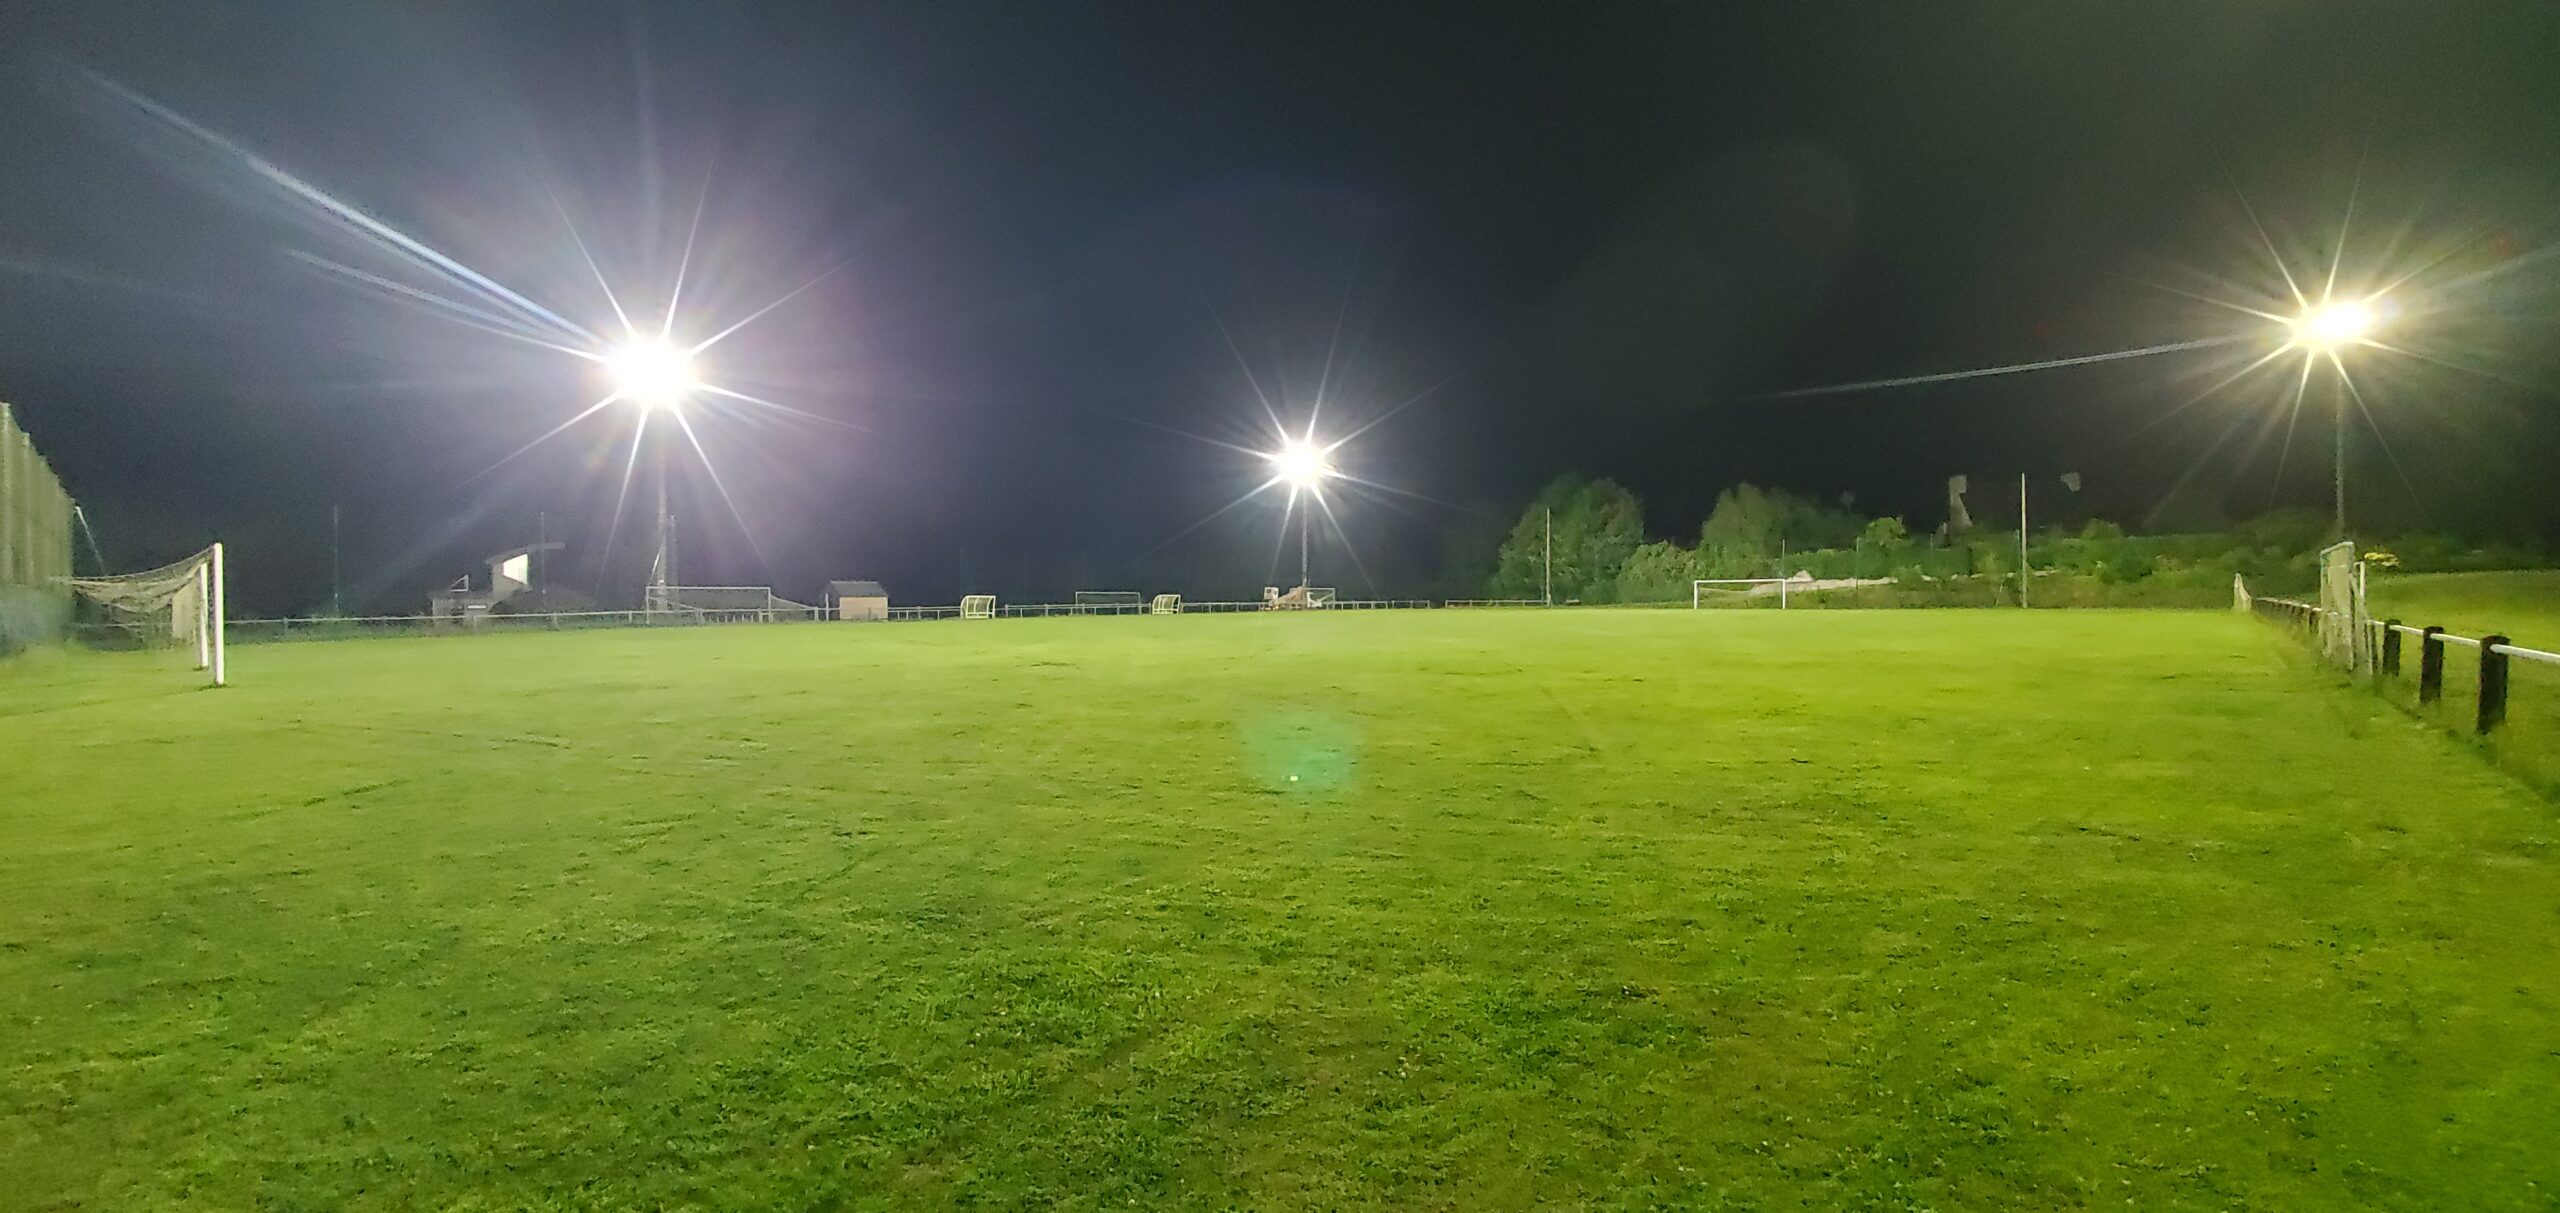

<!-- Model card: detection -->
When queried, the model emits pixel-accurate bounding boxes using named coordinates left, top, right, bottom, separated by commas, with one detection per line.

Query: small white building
left=828, top=580, right=889, bottom=622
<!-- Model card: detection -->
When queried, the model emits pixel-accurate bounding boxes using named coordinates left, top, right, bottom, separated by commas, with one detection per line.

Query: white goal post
left=2316, top=539, right=2370, bottom=672
left=1150, top=593, right=1181, bottom=615
left=69, top=542, right=226, bottom=686
left=1073, top=590, right=1142, bottom=610
left=960, top=594, right=996, bottom=620
left=1693, top=577, right=1792, bottom=609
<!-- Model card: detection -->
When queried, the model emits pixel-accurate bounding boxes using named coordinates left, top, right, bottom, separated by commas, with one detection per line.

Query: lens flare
left=2291, top=298, right=2377, bottom=350
left=1270, top=438, right=1333, bottom=489
left=604, top=336, right=698, bottom=410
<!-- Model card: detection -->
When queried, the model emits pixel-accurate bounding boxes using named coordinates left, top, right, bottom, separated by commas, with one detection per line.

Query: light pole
left=1268, top=436, right=1336, bottom=596
left=605, top=335, right=700, bottom=604
left=2288, top=298, right=2378, bottom=538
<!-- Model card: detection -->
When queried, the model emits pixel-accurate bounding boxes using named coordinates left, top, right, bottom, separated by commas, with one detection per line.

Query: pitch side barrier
left=218, top=606, right=841, bottom=642
left=2250, top=591, right=2558, bottom=739
left=216, top=597, right=1457, bottom=643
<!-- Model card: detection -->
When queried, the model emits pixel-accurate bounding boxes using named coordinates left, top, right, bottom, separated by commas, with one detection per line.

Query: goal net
left=960, top=594, right=996, bottom=620
left=1150, top=593, right=1181, bottom=615
left=2316, top=540, right=2369, bottom=672
left=1693, top=578, right=1793, bottom=609
left=1266, top=585, right=1336, bottom=610
left=69, top=542, right=226, bottom=685
left=1073, top=590, right=1141, bottom=608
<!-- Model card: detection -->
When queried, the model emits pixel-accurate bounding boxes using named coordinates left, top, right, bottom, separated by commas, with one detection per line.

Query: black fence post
left=2419, top=627, right=2446, bottom=705
left=2478, top=636, right=2511, bottom=735
left=2380, top=619, right=2402, bottom=677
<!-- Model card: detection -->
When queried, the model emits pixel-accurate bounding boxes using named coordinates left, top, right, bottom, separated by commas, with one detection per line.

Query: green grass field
left=2364, top=571, right=2560, bottom=797
left=2370, top=570, right=2560, bottom=644
left=5, top=610, right=2556, bottom=1210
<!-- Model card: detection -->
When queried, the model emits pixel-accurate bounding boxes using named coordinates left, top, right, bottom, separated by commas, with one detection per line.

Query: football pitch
left=3, top=610, right=2554, bottom=1210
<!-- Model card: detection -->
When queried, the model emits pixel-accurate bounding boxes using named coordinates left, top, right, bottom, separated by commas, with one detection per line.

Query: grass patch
left=2361, top=570, right=2560, bottom=798
left=3, top=611, right=2555, bottom=1209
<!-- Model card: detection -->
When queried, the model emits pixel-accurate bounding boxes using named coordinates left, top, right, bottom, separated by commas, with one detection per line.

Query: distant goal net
left=1693, top=578, right=1793, bottom=609
left=960, top=594, right=996, bottom=620
left=1072, top=590, right=1143, bottom=614
left=69, top=542, right=227, bottom=685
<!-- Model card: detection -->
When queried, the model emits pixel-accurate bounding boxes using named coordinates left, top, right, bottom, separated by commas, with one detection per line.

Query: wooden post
left=2380, top=619, right=2401, bottom=678
left=2478, top=637, right=2511, bottom=735
left=2418, top=626, right=2445, bottom=705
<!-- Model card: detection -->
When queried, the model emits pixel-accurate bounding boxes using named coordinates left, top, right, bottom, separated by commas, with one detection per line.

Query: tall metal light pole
left=1298, top=504, right=1310, bottom=596
left=1268, top=435, right=1337, bottom=597
left=2288, top=298, right=2378, bottom=539
left=2333, top=380, right=2348, bottom=539
left=604, top=335, right=697, bottom=607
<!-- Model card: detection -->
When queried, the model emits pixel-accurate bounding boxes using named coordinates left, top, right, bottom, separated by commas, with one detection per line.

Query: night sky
left=3, top=1, right=2556, bottom=614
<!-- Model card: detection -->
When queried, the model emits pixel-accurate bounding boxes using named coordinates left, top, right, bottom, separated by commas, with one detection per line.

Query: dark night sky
left=3, top=1, right=2556, bottom=613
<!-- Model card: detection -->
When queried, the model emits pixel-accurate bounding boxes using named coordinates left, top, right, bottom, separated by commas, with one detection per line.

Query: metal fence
left=222, top=607, right=833, bottom=644
left=0, top=403, right=76, bottom=654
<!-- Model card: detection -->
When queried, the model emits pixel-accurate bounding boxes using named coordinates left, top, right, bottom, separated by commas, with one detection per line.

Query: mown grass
left=3, top=610, right=2555, bottom=1210
left=2362, top=571, right=2560, bottom=797
left=2369, top=570, right=2560, bottom=644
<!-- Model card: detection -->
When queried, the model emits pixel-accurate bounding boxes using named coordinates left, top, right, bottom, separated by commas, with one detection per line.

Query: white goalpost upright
left=1692, top=577, right=1792, bottom=609
left=2315, top=539, right=2370, bottom=673
left=69, top=542, right=226, bottom=686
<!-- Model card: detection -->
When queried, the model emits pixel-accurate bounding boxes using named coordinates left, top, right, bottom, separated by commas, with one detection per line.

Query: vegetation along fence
left=2251, top=590, right=2560, bottom=797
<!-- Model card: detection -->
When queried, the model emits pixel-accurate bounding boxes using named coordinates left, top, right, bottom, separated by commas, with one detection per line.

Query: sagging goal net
left=69, top=542, right=226, bottom=686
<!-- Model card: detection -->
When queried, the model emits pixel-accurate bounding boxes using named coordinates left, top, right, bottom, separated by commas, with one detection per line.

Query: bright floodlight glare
left=606, top=337, right=698, bottom=410
left=2294, top=299, right=2377, bottom=350
left=1271, top=438, right=1333, bottom=489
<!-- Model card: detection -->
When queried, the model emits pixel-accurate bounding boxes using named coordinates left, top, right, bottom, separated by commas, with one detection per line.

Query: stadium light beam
left=2290, top=297, right=2379, bottom=352
left=2276, top=295, right=2389, bottom=538
left=1270, top=437, right=1334, bottom=491
left=1265, top=433, right=1339, bottom=599
left=605, top=336, right=699, bottom=411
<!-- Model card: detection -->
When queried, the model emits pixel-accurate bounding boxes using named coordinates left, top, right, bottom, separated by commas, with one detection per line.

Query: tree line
left=1484, top=475, right=2547, bottom=605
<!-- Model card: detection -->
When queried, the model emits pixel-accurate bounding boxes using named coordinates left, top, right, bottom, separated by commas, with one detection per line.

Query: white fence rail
left=2248, top=590, right=2555, bottom=737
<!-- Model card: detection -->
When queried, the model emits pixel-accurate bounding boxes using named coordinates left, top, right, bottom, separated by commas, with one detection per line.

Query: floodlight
left=2293, top=299, right=2377, bottom=350
left=605, top=337, right=698, bottom=410
left=1271, top=438, right=1333, bottom=490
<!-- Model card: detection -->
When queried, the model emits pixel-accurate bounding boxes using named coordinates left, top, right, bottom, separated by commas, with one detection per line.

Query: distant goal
left=1693, top=578, right=1793, bottom=609
left=1073, top=590, right=1143, bottom=615
left=960, top=594, right=996, bottom=620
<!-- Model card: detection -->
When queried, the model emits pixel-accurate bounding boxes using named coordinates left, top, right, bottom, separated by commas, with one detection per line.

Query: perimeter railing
left=216, top=597, right=1452, bottom=641
left=2250, top=591, right=2560, bottom=795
